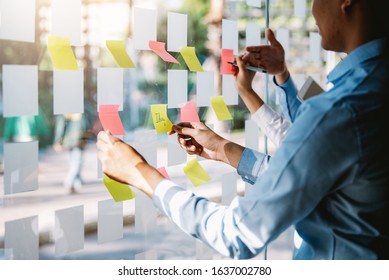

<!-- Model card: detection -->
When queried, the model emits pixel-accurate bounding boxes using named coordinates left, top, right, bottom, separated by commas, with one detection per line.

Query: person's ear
left=341, top=0, right=354, bottom=14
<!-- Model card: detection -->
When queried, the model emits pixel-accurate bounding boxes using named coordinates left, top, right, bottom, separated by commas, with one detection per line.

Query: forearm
left=274, top=67, right=290, bottom=86
left=239, top=88, right=264, bottom=113
left=133, top=162, right=165, bottom=198
left=217, top=139, right=245, bottom=169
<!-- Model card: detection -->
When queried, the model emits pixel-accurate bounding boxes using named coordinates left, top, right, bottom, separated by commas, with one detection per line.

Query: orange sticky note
left=149, top=40, right=180, bottom=64
left=180, top=47, right=204, bottom=72
left=157, top=167, right=170, bottom=179
left=98, top=104, right=125, bottom=136
left=221, top=48, right=235, bottom=75
left=103, top=175, right=136, bottom=202
left=106, top=40, right=136, bottom=68
left=47, top=36, right=78, bottom=70
left=150, top=104, right=173, bottom=134
left=183, top=158, right=211, bottom=187
left=211, top=96, right=232, bottom=121
left=180, top=101, right=200, bottom=122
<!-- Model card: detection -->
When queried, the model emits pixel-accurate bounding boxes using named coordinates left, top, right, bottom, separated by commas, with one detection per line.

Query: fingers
left=266, top=28, right=280, bottom=47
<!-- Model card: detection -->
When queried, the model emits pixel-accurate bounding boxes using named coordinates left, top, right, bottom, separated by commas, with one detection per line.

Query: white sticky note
left=196, top=71, right=215, bottom=107
left=294, top=0, right=306, bottom=18
left=167, top=12, right=187, bottom=52
left=0, top=0, right=35, bottom=42
left=53, top=69, right=84, bottom=115
left=4, top=141, right=38, bottom=195
left=293, top=73, right=306, bottom=92
left=276, top=28, right=289, bottom=58
left=55, top=205, right=84, bottom=257
left=168, top=70, right=188, bottom=109
left=98, top=199, right=123, bottom=244
left=135, top=190, right=157, bottom=234
left=246, top=0, right=262, bottom=8
left=134, top=8, right=157, bottom=50
left=310, top=32, right=322, bottom=64
left=168, top=133, right=187, bottom=166
left=222, top=75, right=238, bottom=105
left=2, top=65, right=38, bottom=117
left=51, top=0, right=82, bottom=46
left=222, top=19, right=239, bottom=55
left=133, top=130, right=157, bottom=167
left=222, top=172, right=237, bottom=205
left=245, top=120, right=259, bottom=151
left=97, top=68, right=124, bottom=111
left=246, top=23, right=261, bottom=47
left=5, top=216, right=39, bottom=260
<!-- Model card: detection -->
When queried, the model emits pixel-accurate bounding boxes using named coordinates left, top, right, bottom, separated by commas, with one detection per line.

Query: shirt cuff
left=152, top=179, right=186, bottom=215
left=237, top=148, right=267, bottom=185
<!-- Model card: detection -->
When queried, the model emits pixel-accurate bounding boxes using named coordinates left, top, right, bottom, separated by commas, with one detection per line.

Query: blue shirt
left=152, top=39, right=389, bottom=259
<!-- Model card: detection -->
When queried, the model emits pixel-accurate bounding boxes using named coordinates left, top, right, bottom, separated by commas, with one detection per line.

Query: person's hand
left=242, top=28, right=289, bottom=84
left=169, top=122, right=245, bottom=168
left=97, top=131, right=164, bottom=197
left=232, top=56, right=256, bottom=95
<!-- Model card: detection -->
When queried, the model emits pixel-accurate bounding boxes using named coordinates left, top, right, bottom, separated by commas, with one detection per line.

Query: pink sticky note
left=98, top=104, right=125, bottom=136
left=181, top=100, right=200, bottom=122
left=149, top=40, right=180, bottom=64
left=157, top=167, right=170, bottom=179
left=221, top=48, right=235, bottom=75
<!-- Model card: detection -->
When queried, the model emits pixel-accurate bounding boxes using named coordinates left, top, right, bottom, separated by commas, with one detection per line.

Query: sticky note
left=133, top=130, right=158, bottom=166
left=4, top=141, right=38, bottom=195
left=149, top=40, right=179, bottom=64
left=134, top=8, right=157, bottom=50
left=98, top=104, right=125, bottom=136
left=183, top=158, right=211, bottom=187
left=276, top=28, right=290, bottom=58
left=106, top=40, right=136, bottom=68
left=180, top=47, right=204, bottom=72
left=51, top=0, right=81, bottom=45
left=223, top=75, right=238, bottom=105
left=98, top=199, right=123, bottom=244
left=5, top=216, right=39, bottom=260
left=168, top=70, right=188, bottom=108
left=222, top=19, right=238, bottom=55
left=47, top=36, right=78, bottom=70
left=157, top=167, right=170, bottom=179
left=245, top=120, right=259, bottom=150
left=181, top=101, right=200, bottom=122
left=0, top=0, right=35, bottom=43
left=294, top=0, right=307, bottom=18
left=168, top=134, right=187, bottom=166
left=221, top=49, right=235, bottom=75
left=246, top=0, right=262, bottom=8
left=196, top=71, right=215, bottom=107
left=54, top=206, right=84, bottom=257
left=150, top=104, right=173, bottom=134
left=103, top=175, right=137, bottom=202
left=211, top=96, right=233, bottom=121
left=222, top=172, right=237, bottom=205
left=97, top=68, right=124, bottom=111
left=167, top=12, right=188, bottom=52
left=2, top=65, right=38, bottom=117
left=246, top=23, right=261, bottom=47
left=310, top=32, right=322, bottom=64
left=53, top=69, right=84, bottom=115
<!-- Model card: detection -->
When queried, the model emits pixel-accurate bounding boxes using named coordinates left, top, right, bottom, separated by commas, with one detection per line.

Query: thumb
left=106, top=130, right=118, bottom=145
left=266, top=28, right=280, bottom=47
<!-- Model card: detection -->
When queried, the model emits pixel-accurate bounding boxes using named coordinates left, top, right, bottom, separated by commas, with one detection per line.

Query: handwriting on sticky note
left=149, top=41, right=179, bottom=64
left=180, top=47, right=204, bottom=72
left=221, top=49, right=235, bottom=75
left=103, top=175, right=136, bottom=202
left=157, top=167, right=170, bottom=179
left=150, top=104, right=173, bottom=134
left=98, top=104, right=125, bottom=136
left=183, top=158, right=211, bottom=187
left=106, top=40, right=136, bottom=68
left=47, top=36, right=78, bottom=70
left=181, top=100, right=200, bottom=122
left=211, top=96, right=232, bottom=121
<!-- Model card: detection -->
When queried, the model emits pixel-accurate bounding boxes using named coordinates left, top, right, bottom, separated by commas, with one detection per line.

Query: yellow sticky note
left=150, top=104, right=173, bottom=134
left=106, top=40, right=136, bottom=68
left=180, top=47, right=204, bottom=72
left=183, top=158, right=212, bottom=187
left=211, top=96, right=233, bottom=121
left=47, top=36, right=78, bottom=70
left=103, top=175, right=137, bottom=202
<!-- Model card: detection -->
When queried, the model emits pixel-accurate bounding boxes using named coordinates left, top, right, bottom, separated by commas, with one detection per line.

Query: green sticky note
left=103, top=175, right=137, bottom=202
left=211, top=96, right=233, bottom=121
left=183, top=158, right=212, bottom=187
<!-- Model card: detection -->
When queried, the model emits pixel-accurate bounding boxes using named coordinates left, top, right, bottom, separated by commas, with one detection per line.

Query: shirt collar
left=327, top=38, right=387, bottom=83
